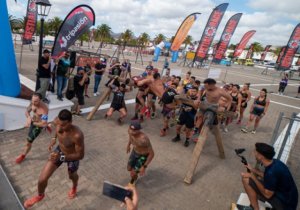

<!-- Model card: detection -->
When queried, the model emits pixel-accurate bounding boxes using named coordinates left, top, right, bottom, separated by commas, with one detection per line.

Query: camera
left=235, top=148, right=250, bottom=172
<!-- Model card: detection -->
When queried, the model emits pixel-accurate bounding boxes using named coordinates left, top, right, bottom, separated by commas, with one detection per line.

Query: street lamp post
left=35, top=0, right=52, bottom=91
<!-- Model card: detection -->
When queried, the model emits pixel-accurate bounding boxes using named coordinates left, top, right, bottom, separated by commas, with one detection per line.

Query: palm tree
left=78, top=31, right=89, bottom=46
left=96, top=23, right=112, bottom=47
left=9, top=14, right=23, bottom=32
left=138, top=32, right=150, bottom=47
left=48, top=17, right=62, bottom=36
left=154, top=33, right=165, bottom=45
left=228, top=44, right=236, bottom=50
left=251, top=42, right=264, bottom=52
left=121, top=29, right=134, bottom=45
left=183, top=35, right=193, bottom=48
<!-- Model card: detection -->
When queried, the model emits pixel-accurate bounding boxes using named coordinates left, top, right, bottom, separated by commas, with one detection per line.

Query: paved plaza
left=0, top=45, right=300, bottom=209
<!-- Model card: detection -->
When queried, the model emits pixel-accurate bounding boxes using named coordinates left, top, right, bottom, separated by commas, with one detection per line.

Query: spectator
left=278, top=73, right=288, bottom=95
left=36, top=49, right=51, bottom=103
left=73, top=67, right=88, bottom=115
left=241, top=142, right=298, bottom=210
left=56, top=51, right=70, bottom=101
left=93, top=58, right=106, bottom=97
left=125, top=185, right=138, bottom=210
left=84, top=62, right=92, bottom=98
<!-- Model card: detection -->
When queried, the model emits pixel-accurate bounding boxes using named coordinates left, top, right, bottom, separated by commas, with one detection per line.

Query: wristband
left=60, top=154, right=65, bottom=162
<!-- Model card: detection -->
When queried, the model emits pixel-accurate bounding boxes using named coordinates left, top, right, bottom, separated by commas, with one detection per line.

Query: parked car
left=220, top=59, right=231, bottom=66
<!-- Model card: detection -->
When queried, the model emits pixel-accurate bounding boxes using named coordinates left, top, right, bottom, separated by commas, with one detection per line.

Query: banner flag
left=276, top=46, right=286, bottom=64
left=213, top=13, right=242, bottom=63
left=23, top=0, right=37, bottom=45
left=195, top=3, right=229, bottom=62
left=233, top=30, right=256, bottom=58
left=170, top=13, right=200, bottom=51
left=245, top=43, right=254, bottom=59
left=52, top=5, right=95, bottom=58
left=260, top=45, right=271, bottom=61
left=278, top=23, right=300, bottom=70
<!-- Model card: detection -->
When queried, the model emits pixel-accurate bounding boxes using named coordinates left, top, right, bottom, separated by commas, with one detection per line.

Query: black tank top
left=255, top=97, right=266, bottom=106
left=241, top=91, right=248, bottom=100
left=161, top=88, right=177, bottom=104
left=112, top=91, right=125, bottom=105
left=231, top=93, right=239, bottom=103
left=181, top=97, right=197, bottom=115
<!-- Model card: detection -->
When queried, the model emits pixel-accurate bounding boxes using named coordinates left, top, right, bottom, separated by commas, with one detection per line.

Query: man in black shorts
left=172, top=87, right=200, bottom=147
left=73, top=67, right=88, bottom=115
left=24, top=110, right=85, bottom=208
left=105, top=78, right=132, bottom=124
left=241, top=143, right=298, bottom=210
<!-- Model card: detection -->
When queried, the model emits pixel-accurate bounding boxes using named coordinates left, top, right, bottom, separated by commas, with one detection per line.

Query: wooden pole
left=211, top=125, right=225, bottom=159
left=86, top=88, right=112, bottom=121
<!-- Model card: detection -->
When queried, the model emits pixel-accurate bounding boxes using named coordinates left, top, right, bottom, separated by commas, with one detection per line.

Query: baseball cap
left=130, top=121, right=142, bottom=130
left=77, top=66, right=84, bottom=72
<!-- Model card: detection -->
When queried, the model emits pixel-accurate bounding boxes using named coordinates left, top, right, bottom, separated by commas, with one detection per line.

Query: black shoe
left=172, top=136, right=181, bottom=142
left=184, top=140, right=190, bottom=147
left=57, top=97, right=63, bottom=101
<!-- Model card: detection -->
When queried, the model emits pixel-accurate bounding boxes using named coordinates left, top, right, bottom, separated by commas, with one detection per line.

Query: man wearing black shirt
left=73, top=67, right=88, bottom=115
left=37, top=49, right=51, bottom=103
left=241, top=142, right=298, bottom=210
left=108, top=60, right=122, bottom=76
left=93, top=59, right=106, bottom=96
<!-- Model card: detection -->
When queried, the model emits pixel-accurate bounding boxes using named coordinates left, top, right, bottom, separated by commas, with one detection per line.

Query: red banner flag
left=23, top=0, right=37, bottom=45
left=260, top=45, right=271, bottom=61
left=278, top=23, right=300, bottom=70
left=233, top=30, right=256, bottom=58
left=213, top=13, right=242, bottom=63
left=245, top=43, right=254, bottom=59
left=195, top=3, right=228, bottom=62
left=276, top=46, right=286, bottom=64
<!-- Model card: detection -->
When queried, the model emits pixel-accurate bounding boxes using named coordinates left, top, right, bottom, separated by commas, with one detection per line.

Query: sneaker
left=96, top=92, right=100, bottom=95
left=94, top=93, right=98, bottom=97
left=241, top=128, right=248, bottom=133
left=68, top=187, right=77, bottom=199
left=24, top=194, right=45, bottom=208
left=172, top=136, right=181, bottom=142
left=151, top=112, right=156, bottom=119
left=223, top=127, right=228, bottom=133
left=251, top=130, right=256, bottom=134
left=15, top=154, right=25, bottom=164
left=160, top=129, right=166, bottom=137
left=57, top=96, right=63, bottom=101
left=184, top=140, right=190, bottom=147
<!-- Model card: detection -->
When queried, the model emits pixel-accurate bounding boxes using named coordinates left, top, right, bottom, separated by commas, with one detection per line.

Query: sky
left=7, top=0, right=300, bottom=47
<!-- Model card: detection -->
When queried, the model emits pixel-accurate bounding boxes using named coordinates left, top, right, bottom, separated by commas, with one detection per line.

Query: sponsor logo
left=28, top=0, right=36, bottom=12
left=205, top=27, right=216, bottom=37
left=59, top=16, right=89, bottom=48
left=288, top=40, right=299, bottom=49
left=222, top=33, right=231, bottom=42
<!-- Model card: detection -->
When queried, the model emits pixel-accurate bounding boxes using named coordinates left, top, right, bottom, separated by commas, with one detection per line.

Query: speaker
left=70, top=51, right=77, bottom=68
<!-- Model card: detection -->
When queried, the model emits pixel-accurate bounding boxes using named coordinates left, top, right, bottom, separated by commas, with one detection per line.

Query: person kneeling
left=241, top=143, right=298, bottom=210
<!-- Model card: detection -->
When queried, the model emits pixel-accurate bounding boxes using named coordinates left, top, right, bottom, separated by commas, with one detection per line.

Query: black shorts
left=241, top=101, right=247, bottom=109
left=75, top=90, right=84, bottom=105
left=111, top=103, right=125, bottom=111
left=128, top=150, right=148, bottom=173
left=136, top=95, right=147, bottom=105
left=84, top=77, right=90, bottom=85
left=251, top=106, right=264, bottom=117
left=54, top=146, right=79, bottom=173
left=27, top=123, right=42, bottom=143
left=161, top=106, right=174, bottom=119
left=178, top=111, right=195, bottom=129
left=249, top=178, right=287, bottom=210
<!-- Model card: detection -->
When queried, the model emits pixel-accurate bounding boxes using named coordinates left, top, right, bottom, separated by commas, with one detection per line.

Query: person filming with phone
left=241, top=142, right=298, bottom=210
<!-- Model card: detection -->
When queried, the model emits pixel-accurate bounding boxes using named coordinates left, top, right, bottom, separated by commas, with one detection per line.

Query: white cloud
left=6, top=0, right=300, bottom=46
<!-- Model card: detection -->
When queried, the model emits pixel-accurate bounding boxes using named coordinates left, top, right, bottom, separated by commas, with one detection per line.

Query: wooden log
left=86, top=88, right=112, bottom=121
left=211, top=125, right=225, bottom=159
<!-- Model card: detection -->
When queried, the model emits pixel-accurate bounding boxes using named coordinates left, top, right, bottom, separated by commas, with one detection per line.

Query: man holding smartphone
left=127, top=121, right=154, bottom=185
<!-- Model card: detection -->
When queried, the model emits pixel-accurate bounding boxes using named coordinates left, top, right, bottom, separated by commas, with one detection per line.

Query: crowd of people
left=17, top=51, right=299, bottom=210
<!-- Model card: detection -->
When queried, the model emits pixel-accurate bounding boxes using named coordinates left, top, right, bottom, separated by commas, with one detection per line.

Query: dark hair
left=187, top=71, right=191, bottom=75
left=32, top=92, right=42, bottom=99
left=153, top=72, right=160, bottom=79
left=191, top=76, right=196, bottom=80
left=120, top=84, right=126, bottom=89
left=245, top=83, right=251, bottom=88
left=171, top=83, right=178, bottom=87
left=43, top=49, right=50, bottom=54
left=125, top=78, right=131, bottom=85
left=261, top=88, right=268, bottom=97
left=204, top=78, right=216, bottom=85
left=233, top=84, right=240, bottom=90
left=191, top=86, right=198, bottom=91
left=195, top=80, right=201, bottom=85
left=176, top=76, right=181, bottom=81
left=58, top=109, right=72, bottom=122
left=255, top=142, right=275, bottom=160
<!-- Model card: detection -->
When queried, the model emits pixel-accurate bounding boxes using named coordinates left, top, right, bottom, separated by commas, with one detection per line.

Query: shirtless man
left=16, top=93, right=49, bottom=164
left=127, top=121, right=154, bottom=185
left=24, top=109, right=85, bottom=208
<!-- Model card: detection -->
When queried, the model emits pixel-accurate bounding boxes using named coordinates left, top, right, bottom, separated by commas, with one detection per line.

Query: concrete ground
left=0, top=44, right=299, bottom=210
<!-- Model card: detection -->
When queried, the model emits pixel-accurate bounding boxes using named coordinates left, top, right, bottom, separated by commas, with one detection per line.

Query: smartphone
left=102, top=181, right=132, bottom=202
